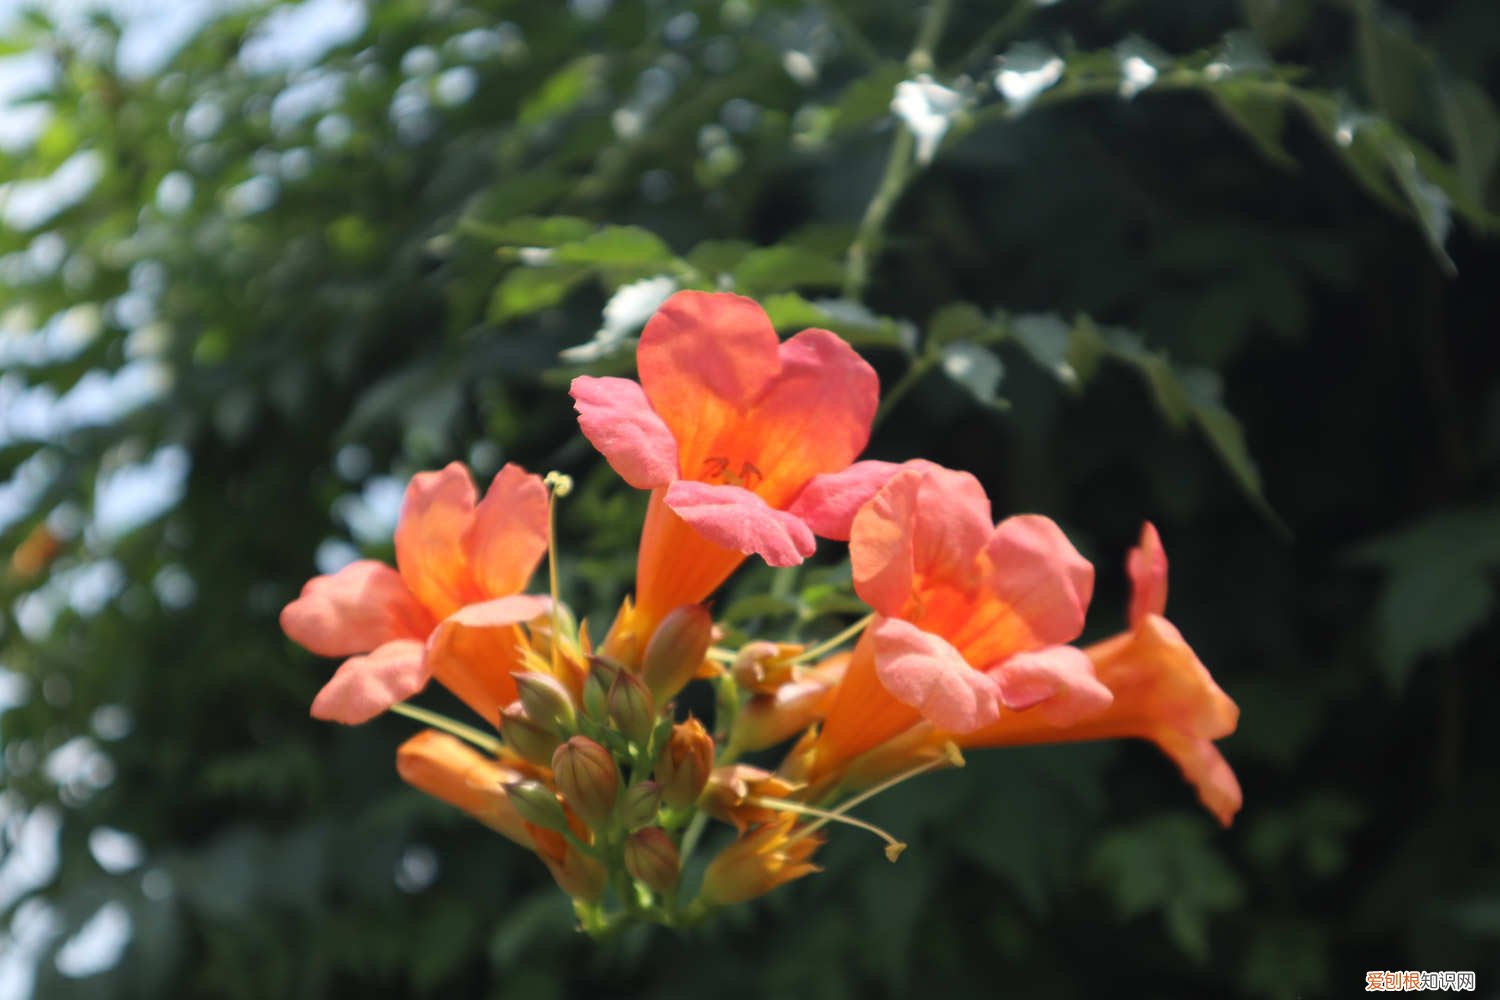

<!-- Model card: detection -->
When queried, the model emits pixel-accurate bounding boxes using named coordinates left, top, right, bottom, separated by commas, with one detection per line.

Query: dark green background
left=2, top=0, right=1498, bottom=996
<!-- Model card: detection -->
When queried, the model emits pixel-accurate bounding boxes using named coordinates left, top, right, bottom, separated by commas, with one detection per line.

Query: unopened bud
left=514, top=671, right=576, bottom=733
left=655, top=717, right=714, bottom=809
left=641, top=604, right=713, bottom=701
left=551, top=736, right=619, bottom=829
left=624, top=828, right=681, bottom=894
left=621, top=781, right=662, bottom=831
left=582, top=655, right=620, bottom=720
left=505, top=780, right=570, bottom=833
left=500, top=703, right=562, bottom=766
left=731, top=641, right=802, bottom=694
left=607, top=670, right=657, bottom=747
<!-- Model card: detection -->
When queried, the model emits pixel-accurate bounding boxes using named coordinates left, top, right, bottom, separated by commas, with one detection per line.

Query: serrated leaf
left=1209, top=81, right=1296, bottom=167
left=1439, top=80, right=1500, bottom=211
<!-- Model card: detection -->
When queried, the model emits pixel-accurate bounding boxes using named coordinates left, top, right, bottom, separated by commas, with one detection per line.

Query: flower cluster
left=281, top=291, right=1241, bottom=932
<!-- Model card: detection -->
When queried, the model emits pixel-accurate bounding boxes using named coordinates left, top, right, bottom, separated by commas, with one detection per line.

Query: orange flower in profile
left=812, top=462, right=1111, bottom=782
left=960, top=523, right=1243, bottom=825
left=280, top=462, right=551, bottom=725
left=395, top=729, right=535, bottom=847
left=810, top=464, right=1241, bottom=825
left=570, top=291, right=896, bottom=651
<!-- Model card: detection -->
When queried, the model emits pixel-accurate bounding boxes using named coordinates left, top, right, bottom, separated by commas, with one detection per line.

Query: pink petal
left=1126, top=521, right=1169, bottom=627
left=465, top=464, right=550, bottom=598
left=570, top=376, right=680, bottom=489
left=439, top=593, right=553, bottom=630
left=663, top=480, right=816, bottom=567
left=851, top=463, right=992, bottom=617
left=734, top=329, right=880, bottom=506
left=310, top=638, right=428, bottom=725
left=988, top=645, right=1114, bottom=725
left=871, top=615, right=1001, bottom=733
left=638, top=290, right=780, bottom=435
left=979, top=515, right=1094, bottom=647
left=280, top=560, right=431, bottom=657
left=395, top=463, right=478, bottom=619
left=785, top=460, right=904, bottom=541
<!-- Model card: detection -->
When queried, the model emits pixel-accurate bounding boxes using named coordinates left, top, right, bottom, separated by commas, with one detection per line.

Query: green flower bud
left=499, top=703, right=563, bottom=766
left=620, top=781, right=662, bottom=832
left=641, top=604, right=713, bottom=702
left=624, top=827, right=681, bottom=895
left=505, top=780, right=570, bottom=833
left=513, top=671, right=576, bottom=734
left=607, top=669, right=657, bottom=747
left=551, top=736, right=619, bottom=829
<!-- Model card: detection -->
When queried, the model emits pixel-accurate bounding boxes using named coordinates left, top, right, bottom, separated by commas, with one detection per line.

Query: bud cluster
left=494, top=606, right=718, bottom=912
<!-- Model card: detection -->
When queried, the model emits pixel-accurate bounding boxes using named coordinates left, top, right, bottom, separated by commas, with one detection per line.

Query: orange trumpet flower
left=395, top=729, right=535, bottom=848
left=280, top=462, right=551, bottom=725
left=812, top=462, right=1111, bottom=780
left=570, top=291, right=897, bottom=652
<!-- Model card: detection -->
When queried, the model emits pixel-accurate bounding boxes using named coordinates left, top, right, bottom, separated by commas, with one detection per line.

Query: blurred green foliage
left=2, top=0, right=1498, bottom=996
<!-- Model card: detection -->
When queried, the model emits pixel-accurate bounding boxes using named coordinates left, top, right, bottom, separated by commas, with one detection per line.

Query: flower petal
left=570, top=376, right=680, bottom=489
left=638, top=291, right=780, bottom=472
left=1153, top=730, right=1243, bottom=827
left=426, top=595, right=552, bottom=724
left=310, top=638, right=428, bottom=724
left=851, top=463, right=992, bottom=617
left=395, top=463, right=478, bottom=619
left=280, top=560, right=431, bottom=657
left=730, top=329, right=880, bottom=507
left=871, top=615, right=1001, bottom=733
left=977, top=514, right=1094, bottom=647
left=989, top=644, right=1113, bottom=725
left=663, top=480, right=815, bottom=567
left=785, top=460, right=904, bottom=541
left=465, top=464, right=549, bottom=598
left=1126, top=521, right=1169, bottom=627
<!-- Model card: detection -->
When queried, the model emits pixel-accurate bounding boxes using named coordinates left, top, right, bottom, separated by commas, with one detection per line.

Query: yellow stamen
left=745, top=795, right=907, bottom=861
left=780, top=741, right=964, bottom=854
left=791, top=613, right=873, bottom=665
left=542, top=471, right=573, bottom=671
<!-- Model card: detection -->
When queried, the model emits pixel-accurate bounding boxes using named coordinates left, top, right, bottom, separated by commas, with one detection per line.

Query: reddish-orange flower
left=809, top=465, right=1241, bottom=824
left=570, top=291, right=896, bottom=649
left=812, top=462, right=1110, bottom=780
left=960, top=523, right=1243, bottom=825
left=280, top=462, right=550, bottom=725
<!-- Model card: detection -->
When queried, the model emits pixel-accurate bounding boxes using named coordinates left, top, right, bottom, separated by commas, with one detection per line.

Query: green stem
left=388, top=702, right=503, bottom=755
left=842, top=0, right=952, bottom=302
left=874, top=354, right=939, bottom=427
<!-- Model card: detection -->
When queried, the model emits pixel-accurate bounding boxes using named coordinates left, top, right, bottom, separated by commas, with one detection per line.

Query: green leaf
left=1348, top=506, right=1500, bottom=688
left=686, top=239, right=754, bottom=279
left=487, top=266, right=590, bottom=323
left=926, top=302, right=990, bottom=348
left=517, top=56, right=603, bottom=128
left=1011, top=313, right=1081, bottom=388
left=1439, top=80, right=1500, bottom=211
left=940, top=341, right=1007, bottom=409
left=461, top=215, right=595, bottom=247
left=829, top=62, right=908, bottom=134
left=1209, top=80, right=1296, bottom=167
left=552, top=225, right=674, bottom=267
left=733, top=246, right=846, bottom=295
